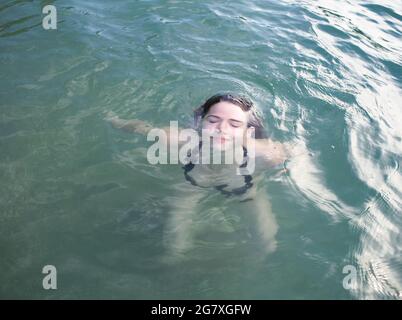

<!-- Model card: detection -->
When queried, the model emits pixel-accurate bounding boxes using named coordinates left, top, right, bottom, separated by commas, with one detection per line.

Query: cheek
left=201, top=122, right=218, bottom=136
left=232, top=127, right=246, bottom=137
left=202, top=122, right=216, bottom=131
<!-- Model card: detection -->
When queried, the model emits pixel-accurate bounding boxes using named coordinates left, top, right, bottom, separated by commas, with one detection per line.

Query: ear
left=194, top=115, right=203, bottom=131
left=246, top=126, right=255, bottom=139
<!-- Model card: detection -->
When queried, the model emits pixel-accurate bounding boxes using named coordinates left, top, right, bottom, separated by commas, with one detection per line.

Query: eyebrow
left=207, top=114, right=244, bottom=124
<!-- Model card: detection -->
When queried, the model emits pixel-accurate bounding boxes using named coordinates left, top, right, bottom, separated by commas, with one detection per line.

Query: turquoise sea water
left=1, top=0, right=401, bottom=299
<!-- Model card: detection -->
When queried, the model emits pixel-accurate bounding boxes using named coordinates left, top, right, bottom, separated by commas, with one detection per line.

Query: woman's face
left=202, top=101, right=252, bottom=150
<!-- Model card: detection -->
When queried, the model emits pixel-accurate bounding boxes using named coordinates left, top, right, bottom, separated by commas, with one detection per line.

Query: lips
left=215, top=136, right=232, bottom=145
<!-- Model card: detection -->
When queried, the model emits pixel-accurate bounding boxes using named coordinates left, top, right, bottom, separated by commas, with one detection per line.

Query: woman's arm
left=105, top=112, right=183, bottom=146
left=105, top=112, right=153, bottom=135
left=253, top=138, right=289, bottom=167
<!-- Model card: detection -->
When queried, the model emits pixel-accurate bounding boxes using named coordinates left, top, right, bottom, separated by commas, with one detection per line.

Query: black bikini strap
left=183, top=162, right=198, bottom=187
left=182, top=142, right=253, bottom=196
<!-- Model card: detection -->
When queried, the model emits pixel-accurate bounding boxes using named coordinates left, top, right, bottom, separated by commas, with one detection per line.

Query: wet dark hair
left=193, top=93, right=267, bottom=139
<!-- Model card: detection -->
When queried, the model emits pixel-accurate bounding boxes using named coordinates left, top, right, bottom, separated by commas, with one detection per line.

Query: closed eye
left=207, top=115, right=220, bottom=123
left=229, top=120, right=243, bottom=127
left=206, top=115, right=244, bottom=127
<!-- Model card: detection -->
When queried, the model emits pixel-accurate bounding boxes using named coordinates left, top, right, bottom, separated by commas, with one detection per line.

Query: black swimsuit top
left=182, top=142, right=253, bottom=197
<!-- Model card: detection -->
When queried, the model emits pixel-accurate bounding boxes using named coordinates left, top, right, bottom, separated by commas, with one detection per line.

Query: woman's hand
left=104, top=111, right=152, bottom=134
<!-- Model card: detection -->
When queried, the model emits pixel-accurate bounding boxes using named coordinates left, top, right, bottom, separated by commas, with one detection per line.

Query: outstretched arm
left=253, top=138, right=289, bottom=167
left=105, top=112, right=185, bottom=146
left=105, top=112, right=153, bottom=135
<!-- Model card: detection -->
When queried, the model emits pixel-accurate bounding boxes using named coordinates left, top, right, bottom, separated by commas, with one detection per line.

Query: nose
left=217, top=120, right=230, bottom=133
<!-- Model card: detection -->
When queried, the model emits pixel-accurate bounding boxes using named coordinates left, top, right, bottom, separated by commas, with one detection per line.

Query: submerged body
left=163, top=171, right=278, bottom=261
left=106, top=93, right=289, bottom=260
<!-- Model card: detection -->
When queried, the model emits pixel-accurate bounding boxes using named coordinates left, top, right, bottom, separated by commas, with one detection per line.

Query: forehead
left=207, top=101, right=248, bottom=122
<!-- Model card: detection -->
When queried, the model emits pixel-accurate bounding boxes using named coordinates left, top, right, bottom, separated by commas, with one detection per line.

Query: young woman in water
left=106, top=93, right=289, bottom=260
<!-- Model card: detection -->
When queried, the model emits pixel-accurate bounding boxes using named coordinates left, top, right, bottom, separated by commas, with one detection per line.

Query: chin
left=211, top=139, right=233, bottom=152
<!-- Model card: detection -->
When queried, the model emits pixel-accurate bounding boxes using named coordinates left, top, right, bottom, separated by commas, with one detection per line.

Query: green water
left=1, top=0, right=401, bottom=299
